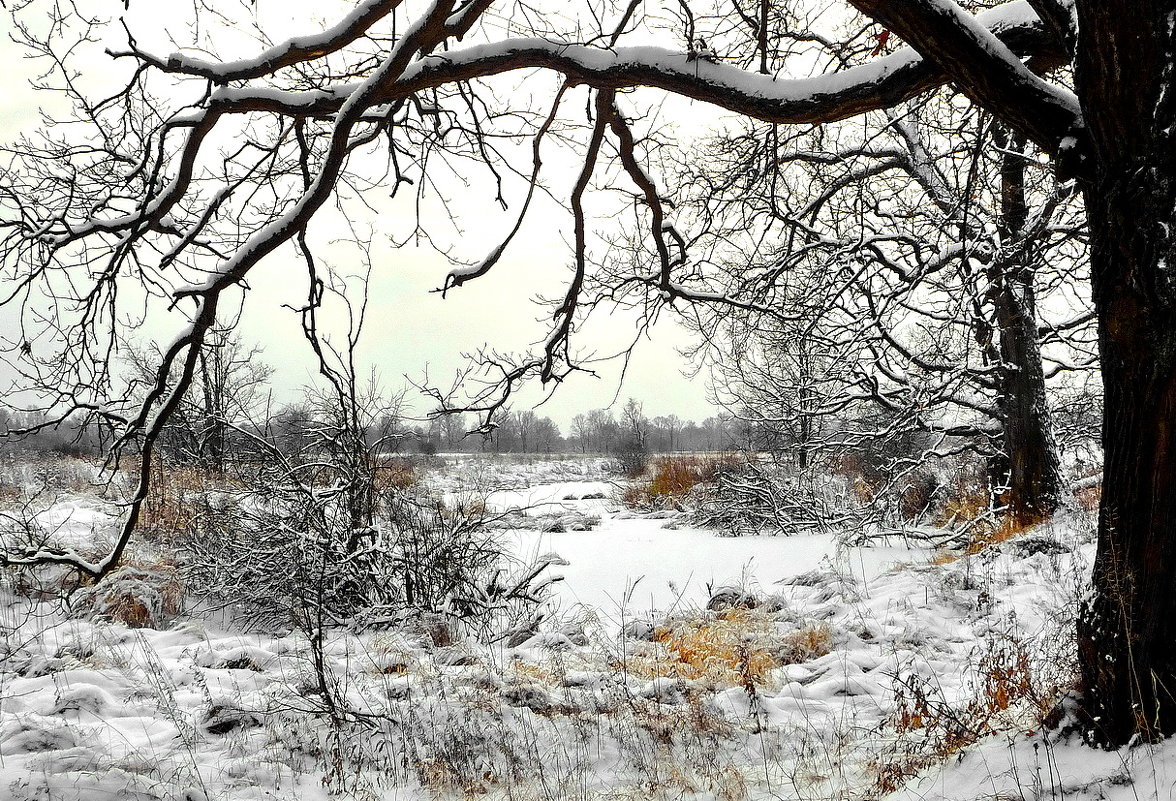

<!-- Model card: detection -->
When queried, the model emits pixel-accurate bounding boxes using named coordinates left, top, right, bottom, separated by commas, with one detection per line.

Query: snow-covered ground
left=1, top=455, right=1171, bottom=800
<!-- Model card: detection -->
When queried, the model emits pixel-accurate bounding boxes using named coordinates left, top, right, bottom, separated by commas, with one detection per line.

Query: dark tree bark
left=989, top=127, right=1063, bottom=526
left=1073, top=0, right=1176, bottom=745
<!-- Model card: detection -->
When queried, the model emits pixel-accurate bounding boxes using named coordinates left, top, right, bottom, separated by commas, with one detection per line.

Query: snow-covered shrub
left=184, top=487, right=558, bottom=638
left=70, top=559, right=184, bottom=628
left=613, top=442, right=649, bottom=479
left=690, top=460, right=864, bottom=536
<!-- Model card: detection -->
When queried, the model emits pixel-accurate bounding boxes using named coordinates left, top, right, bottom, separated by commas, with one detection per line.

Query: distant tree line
left=429, top=398, right=743, bottom=456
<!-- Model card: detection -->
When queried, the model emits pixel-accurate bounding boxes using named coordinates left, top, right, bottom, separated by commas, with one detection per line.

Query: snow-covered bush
left=183, top=486, right=558, bottom=638
left=690, top=460, right=865, bottom=536
left=70, top=559, right=184, bottom=628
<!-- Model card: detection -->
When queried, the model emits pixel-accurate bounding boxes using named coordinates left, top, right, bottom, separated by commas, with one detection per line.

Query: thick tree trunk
left=1077, top=197, right=1176, bottom=743
left=1074, top=0, right=1176, bottom=745
left=990, top=128, right=1062, bottom=526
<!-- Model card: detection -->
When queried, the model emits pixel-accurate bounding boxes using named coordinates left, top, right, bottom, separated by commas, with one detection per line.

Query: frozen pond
left=494, top=481, right=928, bottom=619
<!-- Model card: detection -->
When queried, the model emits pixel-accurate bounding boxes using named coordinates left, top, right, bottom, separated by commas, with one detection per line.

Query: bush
left=623, top=454, right=742, bottom=510
left=183, top=486, right=556, bottom=637
left=689, top=460, right=863, bottom=536
left=871, top=626, right=1068, bottom=796
left=71, top=558, right=184, bottom=628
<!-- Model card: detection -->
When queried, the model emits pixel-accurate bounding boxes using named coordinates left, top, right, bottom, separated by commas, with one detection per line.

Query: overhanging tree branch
left=849, top=0, right=1083, bottom=161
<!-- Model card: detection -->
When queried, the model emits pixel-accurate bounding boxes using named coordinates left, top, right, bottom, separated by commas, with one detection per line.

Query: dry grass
left=619, top=609, right=783, bottom=688
left=623, top=454, right=743, bottom=510
left=72, top=556, right=185, bottom=628
left=0, top=482, right=25, bottom=508
left=962, top=517, right=1035, bottom=555
left=828, top=452, right=881, bottom=505
left=929, top=550, right=960, bottom=566
left=931, top=470, right=1044, bottom=556
left=511, top=660, right=562, bottom=686
left=870, top=631, right=1065, bottom=796
left=137, top=461, right=236, bottom=540
left=932, top=477, right=990, bottom=530
left=776, top=623, right=835, bottom=665
left=1073, top=477, right=1101, bottom=514
left=373, top=457, right=418, bottom=491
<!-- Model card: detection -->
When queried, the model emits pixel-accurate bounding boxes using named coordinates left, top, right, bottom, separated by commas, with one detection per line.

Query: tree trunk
left=1077, top=185, right=1176, bottom=743
left=989, top=127, right=1062, bottom=526
left=1074, top=0, right=1176, bottom=745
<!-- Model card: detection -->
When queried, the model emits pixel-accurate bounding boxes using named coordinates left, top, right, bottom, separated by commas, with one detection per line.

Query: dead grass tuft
left=72, top=557, right=185, bottom=628
left=776, top=623, right=835, bottom=665
left=621, top=608, right=782, bottom=688
left=623, top=454, right=744, bottom=510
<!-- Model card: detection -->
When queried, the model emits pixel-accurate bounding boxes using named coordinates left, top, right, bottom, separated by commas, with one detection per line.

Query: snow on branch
left=109, top=0, right=404, bottom=83
left=850, top=0, right=1082, bottom=158
left=190, top=5, right=1065, bottom=146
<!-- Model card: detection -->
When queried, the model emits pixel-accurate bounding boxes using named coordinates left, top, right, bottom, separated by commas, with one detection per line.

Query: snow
left=0, top=455, right=1168, bottom=800
left=156, top=0, right=395, bottom=81
left=513, top=517, right=921, bottom=616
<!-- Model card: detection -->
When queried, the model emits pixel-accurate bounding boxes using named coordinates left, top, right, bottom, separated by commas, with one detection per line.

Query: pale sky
left=0, top=14, right=722, bottom=430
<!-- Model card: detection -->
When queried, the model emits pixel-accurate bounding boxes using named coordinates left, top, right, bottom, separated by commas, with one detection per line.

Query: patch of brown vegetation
left=619, top=608, right=782, bottom=688
left=72, top=557, right=185, bottom=628
left=137, top=461, right=238, bottom=541
left=870, top=631, right=1066, bottom=796
left=623, top=454, right=744, bottom=510
left=776, top=623, right=835, bottom=665
left=373, top=456, right=418, bottom=491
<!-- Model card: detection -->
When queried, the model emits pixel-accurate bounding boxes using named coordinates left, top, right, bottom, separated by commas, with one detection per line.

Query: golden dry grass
left=776, top=623, right=835, bottom=665
left=620, top=609, right=785, bottom=688
left=623, top=454, right=743, bottom=510
left=373, top=456, right=418, bottom=491
left=137, top=462, right=231, bottom=539
left=872, top=632, right=1063, bottom=796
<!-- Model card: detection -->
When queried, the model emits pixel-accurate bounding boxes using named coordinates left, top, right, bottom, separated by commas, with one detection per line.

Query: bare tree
left=683, top=105, right=1090, bottom=521
left=570, top=413, right=591, bottom=453
left=128, top=330, right=273, bottom=472
left=619, top=397, right=649, bottom=452
left=1, top=0, right=1173, bottom=745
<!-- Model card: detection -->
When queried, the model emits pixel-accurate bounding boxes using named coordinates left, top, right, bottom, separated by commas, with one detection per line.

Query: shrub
left=898, top=472, right=940, bottom=521
left=184, top=485, right=556, bottom=638
left=689, top=460, right=863, bottom=536
left=71, top=558, right=184, bottom=628
left=624, top=454, right=742, bottom=511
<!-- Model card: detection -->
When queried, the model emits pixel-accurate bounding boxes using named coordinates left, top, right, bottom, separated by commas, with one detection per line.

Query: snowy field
left=0, top=454, right=1173, bottom=800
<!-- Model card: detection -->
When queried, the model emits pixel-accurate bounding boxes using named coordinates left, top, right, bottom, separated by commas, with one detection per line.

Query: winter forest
left=0, top=0, right=1172, bottom=798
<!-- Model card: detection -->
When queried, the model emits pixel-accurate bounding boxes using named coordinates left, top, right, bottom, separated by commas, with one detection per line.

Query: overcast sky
left=0, top=19, right=721, bottom=430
